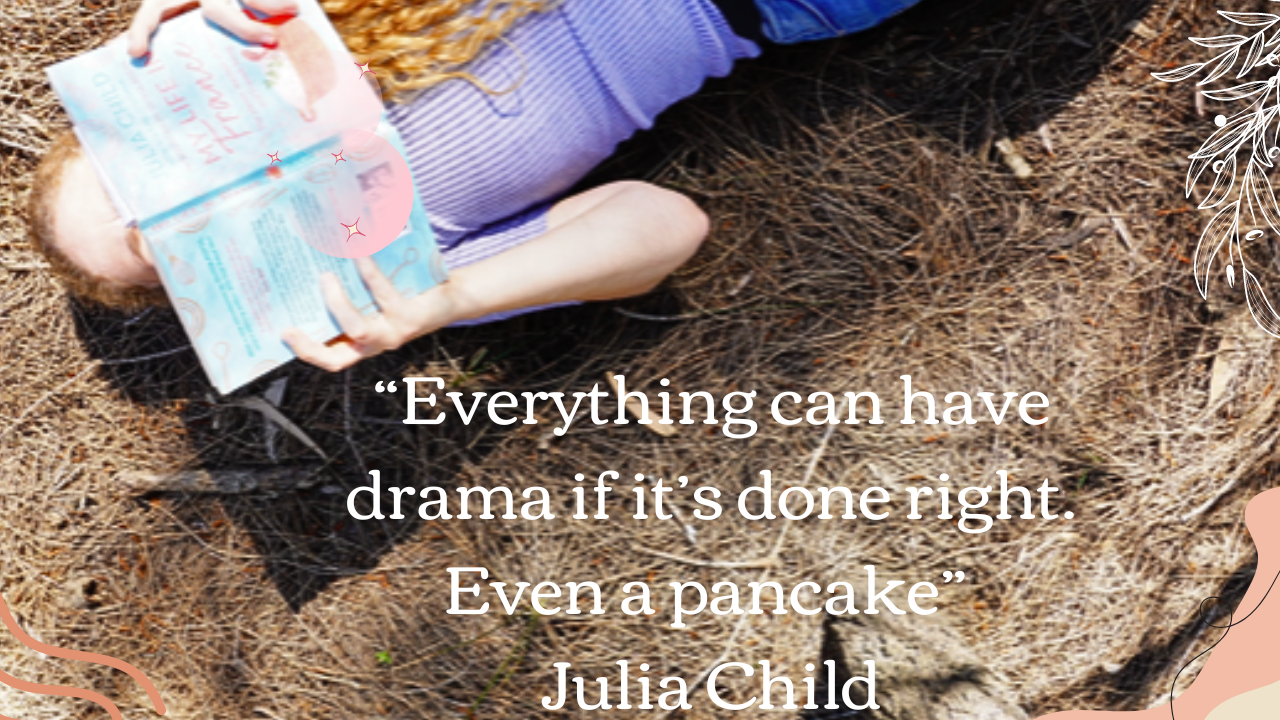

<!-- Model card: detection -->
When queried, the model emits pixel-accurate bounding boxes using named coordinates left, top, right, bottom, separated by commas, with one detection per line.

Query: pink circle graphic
left=346, top=71, right=385, bottom=135
left=269, top=45, right=385, bottom=153
left=301, top=128, right=414, bottom=259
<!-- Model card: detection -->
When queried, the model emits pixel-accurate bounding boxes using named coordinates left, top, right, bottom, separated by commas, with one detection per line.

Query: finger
left=282, top=329, right=364, bottom=372
left=127, top=0, right=198, bottom=56
left=126, top=0, right=172, bottom=57
left=355, top=257, right=406, bottom=312
left=243, top=0, right=298, bottom=18
left=200, top=0, right=278, bottom=46
left=320, top=273, right=387, bottom=348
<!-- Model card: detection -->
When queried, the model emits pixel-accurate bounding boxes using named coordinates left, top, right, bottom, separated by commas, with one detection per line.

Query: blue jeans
left=754, top=0, right=922, bottom=43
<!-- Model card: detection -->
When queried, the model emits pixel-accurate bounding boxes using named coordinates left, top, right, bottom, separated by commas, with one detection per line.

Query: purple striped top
left=385, top=0, right=759, bottom=294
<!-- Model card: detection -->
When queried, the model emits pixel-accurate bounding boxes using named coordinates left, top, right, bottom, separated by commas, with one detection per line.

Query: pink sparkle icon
left=267, top=151, right=281, bottom=164
left=332, top=149, right=346, bottom=164
left=302, top=129, right=412, bottom=259
left=355, top=61, right=374, bottom=79
left=341, top=218, right=365, bottom=241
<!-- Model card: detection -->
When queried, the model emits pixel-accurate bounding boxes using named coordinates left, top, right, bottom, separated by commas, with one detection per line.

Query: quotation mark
left=375, top=381, right=398, bottom=393
left=942, top=571, right=966, bottom=583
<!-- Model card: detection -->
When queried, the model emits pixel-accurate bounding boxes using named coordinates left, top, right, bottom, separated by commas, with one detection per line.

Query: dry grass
left=3, top=0, right=1280, bottom=717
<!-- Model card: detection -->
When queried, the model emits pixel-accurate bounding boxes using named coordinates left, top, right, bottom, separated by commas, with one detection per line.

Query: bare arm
left=282, top=181, right=710, bottom=372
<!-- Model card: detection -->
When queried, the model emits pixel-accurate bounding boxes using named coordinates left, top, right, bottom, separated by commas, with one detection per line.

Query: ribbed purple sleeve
left=385, top=0, right=759, bottom=317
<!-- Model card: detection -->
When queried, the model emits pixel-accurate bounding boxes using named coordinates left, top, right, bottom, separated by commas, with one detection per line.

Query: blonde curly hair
left=29, top=0, right=550, bottom=308
left=324, top=0, right=553, bottom=101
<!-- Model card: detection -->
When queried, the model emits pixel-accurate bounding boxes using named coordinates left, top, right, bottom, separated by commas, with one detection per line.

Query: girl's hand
left=126, top=0, right=298, bottom=58
left=280, top=180, right=709, bottom=373
left=282, top=258, right=458, bottom=372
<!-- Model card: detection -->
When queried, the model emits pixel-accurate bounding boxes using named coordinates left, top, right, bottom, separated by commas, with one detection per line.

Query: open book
left=46, top=0, right=445, bottom=393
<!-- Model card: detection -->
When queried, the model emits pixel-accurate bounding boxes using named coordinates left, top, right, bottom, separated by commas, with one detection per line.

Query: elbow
left=630, top=182, right=709, bottom=269
left=670, top=190, right=711, bottom=262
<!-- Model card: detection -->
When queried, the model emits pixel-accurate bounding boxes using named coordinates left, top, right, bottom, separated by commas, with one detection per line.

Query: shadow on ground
left=589, top=0, right=1154, bottom=183
left=71, top=291, right=686, bottom=610
left=70, top=0, right=1153, bottom=612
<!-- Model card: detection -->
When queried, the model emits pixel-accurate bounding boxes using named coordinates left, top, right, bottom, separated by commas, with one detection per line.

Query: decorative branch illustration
left=1154, top=7, right=1280, bottom=336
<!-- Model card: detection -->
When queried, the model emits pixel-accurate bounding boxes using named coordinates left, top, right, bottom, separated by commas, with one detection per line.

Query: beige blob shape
left=1205, top=678, right=1280, bottom=720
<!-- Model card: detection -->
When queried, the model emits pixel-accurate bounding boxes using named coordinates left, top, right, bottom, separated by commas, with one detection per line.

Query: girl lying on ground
left=27, top=0, right=920, bottom=372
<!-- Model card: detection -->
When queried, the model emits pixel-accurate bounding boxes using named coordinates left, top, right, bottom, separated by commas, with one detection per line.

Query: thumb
left=125, top=0, right=167, bottom=57
left=126, top=0, right=199, bottom=57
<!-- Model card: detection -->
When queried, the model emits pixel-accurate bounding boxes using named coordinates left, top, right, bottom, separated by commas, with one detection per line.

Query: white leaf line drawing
left=1153, top=7, right=1280, bottom=336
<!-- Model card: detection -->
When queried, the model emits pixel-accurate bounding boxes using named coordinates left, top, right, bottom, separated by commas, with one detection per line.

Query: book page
left=144, top=122, right=445, bottom=394
left=45, top=0, right=381, bottom=226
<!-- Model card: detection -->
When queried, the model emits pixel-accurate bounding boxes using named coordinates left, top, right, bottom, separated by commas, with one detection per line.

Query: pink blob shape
left=346, top=71, right=385, bottom=134
left=301, top=128, right=414, bottom=259
left=277, top=52, right=385, bottom=152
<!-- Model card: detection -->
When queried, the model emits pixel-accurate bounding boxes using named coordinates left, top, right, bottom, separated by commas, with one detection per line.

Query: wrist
left=434, top=271, right=486, bottom=325
left=410, top=277, right=475, bottom=336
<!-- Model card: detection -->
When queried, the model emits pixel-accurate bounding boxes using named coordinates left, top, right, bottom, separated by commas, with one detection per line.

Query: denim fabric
left=755, top=0, right=921, bottom=43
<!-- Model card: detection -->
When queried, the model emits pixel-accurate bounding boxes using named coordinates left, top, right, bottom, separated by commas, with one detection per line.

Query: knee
left=617, top=181, right=709, bottom=265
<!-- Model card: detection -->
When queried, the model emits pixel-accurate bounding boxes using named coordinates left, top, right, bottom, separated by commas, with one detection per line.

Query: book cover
left=46, top=0, right=445, bottom=393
